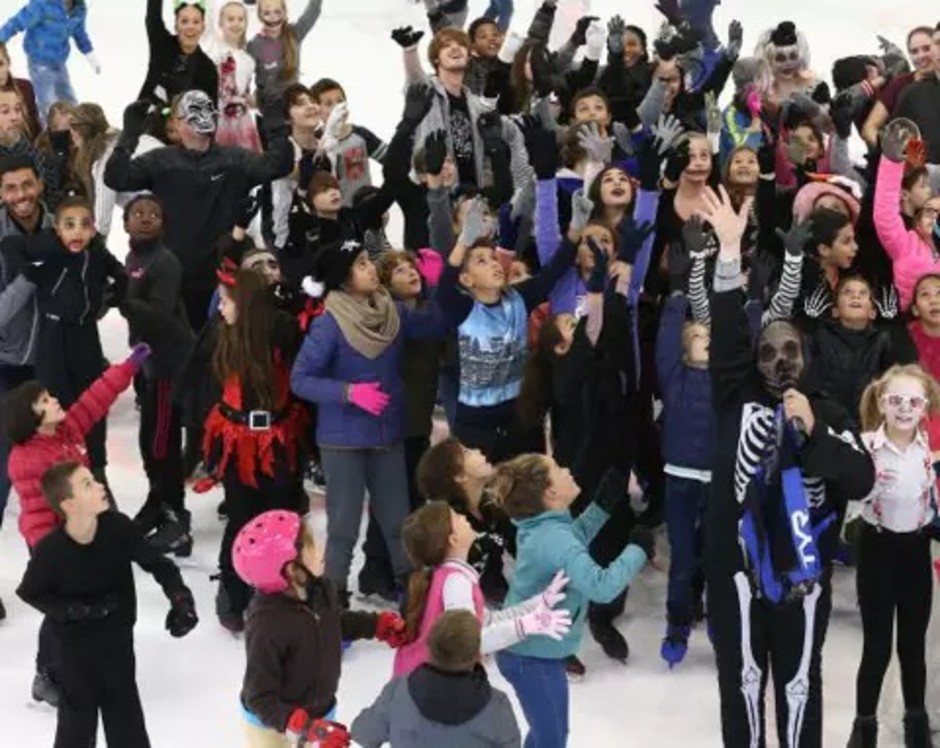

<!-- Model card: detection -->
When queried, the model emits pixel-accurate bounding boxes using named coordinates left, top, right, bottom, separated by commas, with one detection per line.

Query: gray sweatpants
left=320, top=444, right=411, bottom=588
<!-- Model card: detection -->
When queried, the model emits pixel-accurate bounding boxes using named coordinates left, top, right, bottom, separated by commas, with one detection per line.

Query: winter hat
left=307, top=239, right=364, bottom=297
left=178, top=90, right=218, bottom=135
left=309, top=170, right=340, bottom=196
left=792, top=178, right=862, bottom=224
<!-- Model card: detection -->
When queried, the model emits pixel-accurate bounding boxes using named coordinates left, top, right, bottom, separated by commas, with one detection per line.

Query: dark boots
left=31, top=670, right=60, bottom=708
left=903, top=710, right=931, bottom=748
left=588, top=618, right=629, bottom=662
left=357, top=556, right=397, bottom=603
left=148, top=506, right=192, bottom=557
left=846, top=715, right=877, bottom=748
left=215, top=584, right=245, bottom=634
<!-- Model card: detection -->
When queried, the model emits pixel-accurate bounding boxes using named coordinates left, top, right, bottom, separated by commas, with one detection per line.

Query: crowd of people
left=1, top=0, right=940, bottom=746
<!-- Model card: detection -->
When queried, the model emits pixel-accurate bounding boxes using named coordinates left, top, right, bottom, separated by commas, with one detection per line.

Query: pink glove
left=516, top=603, right=572, bottom=641
left=346, top=382, right=390, bottom=416
left=126, top=343, right=152, bottom=369
left=414, top=248, right=443, bottom=287
left=746, top=87, right=762, bottom=119
left=538, top=570, right=569, bottom=609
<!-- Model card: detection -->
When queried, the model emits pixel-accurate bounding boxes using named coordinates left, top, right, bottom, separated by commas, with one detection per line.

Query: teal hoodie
left=504, top=503, right=648, bottom=660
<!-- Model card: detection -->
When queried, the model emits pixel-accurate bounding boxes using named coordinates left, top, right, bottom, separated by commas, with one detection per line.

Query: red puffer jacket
left=8, top=361, right=136, bottom=548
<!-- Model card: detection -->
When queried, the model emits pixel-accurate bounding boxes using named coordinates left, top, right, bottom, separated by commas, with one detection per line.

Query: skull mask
left=756, top=321, right=804, bottom=398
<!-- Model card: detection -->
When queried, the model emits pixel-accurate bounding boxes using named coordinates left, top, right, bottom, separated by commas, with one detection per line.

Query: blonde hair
left=859, top=364, right=940, bottom=432
left=491, top=454, right=551, bottom=520
left=69, top=103, right=116, bottom=205
left=219, top=1, right=248, bottom=49
left=0, top=42, right=36, bottom=139
left=258, top=0, right=300, bottom=83
left=681, top=321, right=709, bottom=364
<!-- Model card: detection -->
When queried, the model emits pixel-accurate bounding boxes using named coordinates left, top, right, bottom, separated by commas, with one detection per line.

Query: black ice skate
left=31, top=670, right=60, bottom=708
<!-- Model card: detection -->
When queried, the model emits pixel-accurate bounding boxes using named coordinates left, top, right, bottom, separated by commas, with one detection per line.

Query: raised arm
left=291, top=0, right=323, bottom=42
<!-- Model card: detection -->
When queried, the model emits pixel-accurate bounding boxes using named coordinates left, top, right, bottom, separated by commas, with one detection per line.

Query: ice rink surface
left=1, top=0, right=939, bottom=745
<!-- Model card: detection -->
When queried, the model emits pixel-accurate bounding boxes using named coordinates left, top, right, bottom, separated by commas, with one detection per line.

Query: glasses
left=774, top=51, right=800, bottom=64
left=881, top=393, right=927, bottom=410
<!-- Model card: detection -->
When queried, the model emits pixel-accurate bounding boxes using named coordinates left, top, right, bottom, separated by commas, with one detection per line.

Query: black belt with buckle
left=218, top=402, right=285, bottom=431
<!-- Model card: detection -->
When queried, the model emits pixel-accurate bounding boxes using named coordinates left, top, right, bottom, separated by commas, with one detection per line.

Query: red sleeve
left=877, top=74, right=912, bottom=113
left=61, top=362, right=136, bottom=441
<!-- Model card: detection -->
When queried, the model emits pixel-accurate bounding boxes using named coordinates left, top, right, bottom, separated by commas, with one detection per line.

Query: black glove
left=618, top=219, right=654, bottom=263
left=165, top=589, right=198, bottom=638
left=757, top=141, right=776, bottom=176
left=391, top=26, right=424, bottom=49
left=628, top=526, right=656, bottom=562
left=637, top=137, right=663, bottom=192
left=585, top=237, right=609, bottom=293
left=529, top=45, right=557, bottom=99
left=477, top=111, right=505, bottom=156
left=401, top=84, right=435, bottom=130
left=830, top=93, right=855, bottom=139
left=592, top=468, right=629, bottom=515
left=423, top=130, right=448, bottom=176
left=235, top=192, right=261, bottom=230
left=50, top=129, right=71, bottom=159
left=122, top=100, right=153, bottom=144
left=525, top=124, right=560, bottom=180
left=569, top=15, right=599, bottom=47
left=20, top=260, right=47, bottom=285
left=654, top=0, right=682, bottom=25
left=681, top=215, right=708, bottom=258
left=775, top=218, right=813, bottom=261
left=663, top=140, right=691, bottom=183
left=811, top=81, right=831, bottom=106
left=668, top=241, right=691, bottom=293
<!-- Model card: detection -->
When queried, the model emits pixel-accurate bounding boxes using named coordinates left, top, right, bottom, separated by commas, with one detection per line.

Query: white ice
left=1, top=0, right=938, bottom=745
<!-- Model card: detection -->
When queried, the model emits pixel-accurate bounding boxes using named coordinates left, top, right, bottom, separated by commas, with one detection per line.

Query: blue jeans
left=26, top=58, right=76, bottom=124
left=664, top=475, right=709, bottom=626
left=0, top=364, right=34, bottom=528
left=484, top=0, right=514, bottom=31
left=496, top=651, right=568, bottom=747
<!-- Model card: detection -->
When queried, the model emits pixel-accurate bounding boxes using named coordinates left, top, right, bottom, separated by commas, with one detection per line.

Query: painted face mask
left=756, top=321, right=804, bottom=398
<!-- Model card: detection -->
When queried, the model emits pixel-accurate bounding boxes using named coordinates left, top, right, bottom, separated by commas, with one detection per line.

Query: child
left=909, top=274, right=940, bottom=448
left=120, top=195, right=195, bottom=554
left=492, top=456, right=654, bottom=746
left=416, top=436, right=515, bottom=604
left=393, top=500, right=571, bottom=677
left=233, top=509, right=406, bottom=747
left=200, top=0, right=262, bottom=151
left=3, top=348, right=149, bottom=706
left=847, top=364, right=940, bottom=747
left=352, top=610, right=522, bottom=747
left=656, top=285, right=714, bottom=668
left=797, top=207, right=860, bottom=316
left=310, top=77, right=388, bottom=207
left=18, top=197, right=126, bottom=485
left=17, top=461, right=197, bottom=747
left=0, top=0, right=99, bottom=119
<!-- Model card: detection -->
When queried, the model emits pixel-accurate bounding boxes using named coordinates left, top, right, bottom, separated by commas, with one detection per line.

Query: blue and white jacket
left=0, top=0, right=93, bottom=66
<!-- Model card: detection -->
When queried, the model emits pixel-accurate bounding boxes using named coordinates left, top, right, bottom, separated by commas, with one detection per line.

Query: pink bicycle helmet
left=232, top=510, right=302, bottom=594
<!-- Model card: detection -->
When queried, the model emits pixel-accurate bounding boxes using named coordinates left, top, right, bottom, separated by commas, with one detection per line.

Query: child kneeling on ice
left=233, top=510, right=407, bottom=747
left=352, top=609, right=522, bottom=747
left=493, top=458, right=656, bottom=747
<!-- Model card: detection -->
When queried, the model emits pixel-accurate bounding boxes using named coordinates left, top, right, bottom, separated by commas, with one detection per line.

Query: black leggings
left=854, top=524, right=933, bottom=716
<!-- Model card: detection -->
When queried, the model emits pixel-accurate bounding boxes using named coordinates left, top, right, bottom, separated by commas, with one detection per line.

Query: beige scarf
left=325, top=288, right=401, bottom=359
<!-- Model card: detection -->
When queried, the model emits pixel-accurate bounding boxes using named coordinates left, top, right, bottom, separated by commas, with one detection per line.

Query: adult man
left=893, top=24, right=940, bottom=163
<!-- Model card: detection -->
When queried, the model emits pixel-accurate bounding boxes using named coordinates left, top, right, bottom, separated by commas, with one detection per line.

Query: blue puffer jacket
left=290, top=298, right=445, bottom=449
left=0, top=0, right=92, bottom=66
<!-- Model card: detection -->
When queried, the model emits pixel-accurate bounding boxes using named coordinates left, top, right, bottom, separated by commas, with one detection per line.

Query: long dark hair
left=213, top=270, right=277, bottom=410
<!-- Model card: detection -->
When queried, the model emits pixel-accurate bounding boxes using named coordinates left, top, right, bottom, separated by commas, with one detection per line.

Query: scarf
left=325, top=287, right=400, bottom=359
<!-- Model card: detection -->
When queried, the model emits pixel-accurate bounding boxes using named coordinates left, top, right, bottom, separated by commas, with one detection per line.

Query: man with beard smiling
left=0, top=154, right=54, bottom=572
left=703, top=187, right=875, bottom=747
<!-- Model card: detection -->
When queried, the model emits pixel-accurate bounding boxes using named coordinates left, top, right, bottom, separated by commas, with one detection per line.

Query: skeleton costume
left=706, top=256, right=875, bottom=747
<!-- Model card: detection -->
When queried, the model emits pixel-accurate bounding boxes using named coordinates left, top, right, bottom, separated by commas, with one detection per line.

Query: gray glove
left=459, top=198, right=488, bottom=247
left=570, top=189, right=594, bottom=233
left=607, top=15, right=625, bottom=58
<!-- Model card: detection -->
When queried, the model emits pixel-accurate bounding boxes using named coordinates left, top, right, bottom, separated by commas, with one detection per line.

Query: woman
left=139, top=0, right=219, bottom=111
left=0, top=41, right=39, bottom=139
left=203, top=268, right=308, bottom=632
left=69, top=103, right=162, bottom=238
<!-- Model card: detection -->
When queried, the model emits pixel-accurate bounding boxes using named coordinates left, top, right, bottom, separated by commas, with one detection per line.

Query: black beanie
left=315, top=239, right=365, bottom=294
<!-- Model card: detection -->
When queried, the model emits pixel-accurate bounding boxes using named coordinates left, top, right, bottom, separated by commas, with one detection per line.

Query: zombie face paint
left=756, top=321, right=804, bottom=398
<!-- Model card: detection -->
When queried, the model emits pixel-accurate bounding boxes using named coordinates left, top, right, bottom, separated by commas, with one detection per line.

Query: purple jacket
left=290, top=301, right=445, bottom=449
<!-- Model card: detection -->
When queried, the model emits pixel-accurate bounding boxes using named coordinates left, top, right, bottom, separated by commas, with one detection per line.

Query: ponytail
left=404, top=569, right=433, bottom=642
left=399, top=502, right=454, bottom=643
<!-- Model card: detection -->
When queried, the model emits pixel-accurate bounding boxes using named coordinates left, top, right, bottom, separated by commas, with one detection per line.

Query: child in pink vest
left=393, top=501, right=571, bottom=677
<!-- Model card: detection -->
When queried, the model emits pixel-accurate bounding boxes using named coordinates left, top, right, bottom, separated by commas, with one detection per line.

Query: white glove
left=538, top=570, right=569, bottom=609
left=318, top=102, right=348, bottom=155
left=585, top=22, right=606, bottom=62
left=516, top=603, right=572, bottom=641
left=498, top=32, right=525, bottom=64
left=85, top=52, right=101, bottom=74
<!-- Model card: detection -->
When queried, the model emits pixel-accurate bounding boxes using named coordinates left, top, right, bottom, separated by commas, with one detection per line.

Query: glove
left=235, top=192, right=261, bottom=230
left=346, top=382, right=391, bottom=416
left=592, top=468, right=629, bottom=515
left=803, top=285, right=833, bottom=320
left=878, top=35, right=909, bottom=78
left=585, top=237, right=609, bottom=293
left=498, top=31, right=525, bottom=65
left=165, top=589, right=198, bottom=638
left=811, top=81, right=832, bottom=106
left=286, top=709, right=312, bottom=744
left=391, top=26, right=424, bottom=50
left=569, top=189, right=594, bottom=233
left=746, top=88, right=762, bottom=119
left=122, top=100, right=153, bottom=144
left=415, top=248, right=443, bottom=286
left=319, top=102, right=349, bottom=155
left=651, top=114, right=685, bottom=156
left=375, top=611, right=407, bottom=648
left=305, top=720, right=350, bottom=748
left=477, top=111, right=505, bottom=156
left=775, top=218, right=813, bottom=260
left=881, top=121, right=908, bottom=163
left=298, top=150, right=331, bottom=193
left=510, top=179, right=536, bottom=222
left=401, top=84, right=435, bottom=130
left=576, top=122, right=611, bottom=164
left=517, top=603, right=572, bottom=640
left=584, top=21, right=606, bottom=61
left=654, top=0, right=681, bottom=24
left=422, top=130, right=448, bottom=176
left=607, top=15, right=625, bottom=58
left=529, top=45, right=557, bottom=98
left=537, top=570, right=569, bottom=608
left=459, top=198, right=489, bottom=246
left=907, top=138, right=928, bottom=170
left=636, top=137, right=662, bottom=192
left=874, top=285, right=899, bottom=320
left=618, top=219, right=654, bottom=263
left=726, top=20, right=743, bottom=59
left=569, top=15, right=599, bottom=47
left=830, top=93, right=855, bottom=139
left=85, top=52, right=102, bottom=74
left=681, top=215, right=709, bottom=258
left=705, top=91, right=722, bottom=137
left=668, top=241, right=691, bottom=293
left=628, top=526, right=656, bottom=562
left=126, top=343, right=152, bottom=369
left=663, top=139, right=691, bottom=183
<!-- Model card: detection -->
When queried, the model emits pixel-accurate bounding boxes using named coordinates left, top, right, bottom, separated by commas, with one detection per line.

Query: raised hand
left=726, top=20, right=743, bottom=58
left=663, top=139, right=692, bottom=183
left=569, top=189, right=594, bottom=233
left=681, top=214, right=709, bottom=259
left=585, top=237, right=610, bottom=293
left=775, top=218, right=813, bottom=260
left=668, top=240, right=692, bottom=293
left=570, top=15, right=600, bottom=47
left=391, top=26, right=424, bottom=49
left=577, top=122, right=612, bottom=164
left=705, top=91, right=722, bottom=136
left=699, top=185, right=752, bottom=254
left=459, top=198, right=489, bottom=246
left=875, top=285, right=899, bottom=320
left=652, top=114, right=685, bottom=155
left=803, top=285, right=833, bottom=319
left=401, top=84, right=435, bottom=129
left=607, top=15, right=626, bottom=57
left=881, top=120, right=910, bottom=163
left=423, top=130, right=447, bottom=176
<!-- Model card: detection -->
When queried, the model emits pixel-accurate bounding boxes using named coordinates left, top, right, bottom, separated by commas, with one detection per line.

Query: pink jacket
left=874, top=158, right=940, bottom=311
left=392, top=561, right=485, bottom=678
